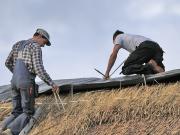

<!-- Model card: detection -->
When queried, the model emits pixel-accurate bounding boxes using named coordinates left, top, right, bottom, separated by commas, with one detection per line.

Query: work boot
left=148, top=59, right=164, bottom=73
left=0, top=129, right=12, bottom=135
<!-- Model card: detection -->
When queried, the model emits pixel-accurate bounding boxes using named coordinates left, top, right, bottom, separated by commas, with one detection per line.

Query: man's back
left=114, top=33, right=153, bottom=53
left=5, top=39, right=38, bottom=74
left=5, top=39, right=54, bottom=86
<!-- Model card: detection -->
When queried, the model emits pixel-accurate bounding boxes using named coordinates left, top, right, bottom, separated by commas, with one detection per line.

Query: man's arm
left=104, top=44, right=121, bottom=79
left=5, top=47, right=14, bottom=73
left=32, top=44, right=59, bottom=92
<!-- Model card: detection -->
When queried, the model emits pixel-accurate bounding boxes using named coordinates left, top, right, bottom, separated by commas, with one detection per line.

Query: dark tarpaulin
left=0, top=69, right=180, bottom=101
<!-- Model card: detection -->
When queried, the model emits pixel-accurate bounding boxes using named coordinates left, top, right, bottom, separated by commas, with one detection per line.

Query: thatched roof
left=1, top=82, right=179, bottom=135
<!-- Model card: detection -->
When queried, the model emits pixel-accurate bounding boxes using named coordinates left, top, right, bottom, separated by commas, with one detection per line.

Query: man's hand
left=103, top=73, right=110, bottom=80
left=52, top=84, right=59, bottom=93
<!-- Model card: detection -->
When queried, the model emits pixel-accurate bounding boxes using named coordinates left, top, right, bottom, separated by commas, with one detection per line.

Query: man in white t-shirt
left=104, top=30, right=165, bottom=79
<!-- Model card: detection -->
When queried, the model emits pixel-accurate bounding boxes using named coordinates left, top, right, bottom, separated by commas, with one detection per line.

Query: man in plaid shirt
left=1, top=28, right=59, bottom=135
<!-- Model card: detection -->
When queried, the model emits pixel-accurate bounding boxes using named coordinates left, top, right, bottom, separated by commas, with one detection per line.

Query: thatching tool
left=53, top=91, right=61, bottom=110
left=55, top=91, right=65, bottom=111
left=95, top=60, right=126, bottom=78
left=94, top=68, right=106, bottom=78
left=53, top=91, right=65, bottom=111
left=110, top=60, right=126, bottom=77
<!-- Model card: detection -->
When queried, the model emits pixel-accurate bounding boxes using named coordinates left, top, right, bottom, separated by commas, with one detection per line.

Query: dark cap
left=36, top=28, right=51, bottom=46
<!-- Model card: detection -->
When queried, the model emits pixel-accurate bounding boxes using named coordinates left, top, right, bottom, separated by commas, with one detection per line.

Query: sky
left=0, top=0, right=180, bottom=86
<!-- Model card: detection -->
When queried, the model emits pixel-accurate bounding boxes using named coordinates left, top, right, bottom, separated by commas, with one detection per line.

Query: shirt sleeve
left=32, top=44, right=55, bottom=86
left=114, top=35, right=124, bottom=46
left=5, top=45, right=15, bottom=73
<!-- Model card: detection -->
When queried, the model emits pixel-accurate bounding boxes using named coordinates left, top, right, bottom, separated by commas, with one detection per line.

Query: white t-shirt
left=114, top=33, right=153, bottom=53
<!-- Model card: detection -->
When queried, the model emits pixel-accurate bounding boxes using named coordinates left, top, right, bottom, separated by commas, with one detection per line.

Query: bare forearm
left=105, top=53, right=117, bottom=75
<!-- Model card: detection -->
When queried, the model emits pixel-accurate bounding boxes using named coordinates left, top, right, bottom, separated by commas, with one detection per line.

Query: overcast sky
left=0, top=0, right=180, bottom=86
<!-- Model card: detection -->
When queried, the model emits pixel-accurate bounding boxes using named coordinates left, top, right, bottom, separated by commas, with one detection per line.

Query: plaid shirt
left=5, top=39, right=55, bottom=86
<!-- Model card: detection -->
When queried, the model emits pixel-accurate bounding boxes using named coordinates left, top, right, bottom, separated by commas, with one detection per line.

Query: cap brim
left=46, top=40, right=51, bottom=46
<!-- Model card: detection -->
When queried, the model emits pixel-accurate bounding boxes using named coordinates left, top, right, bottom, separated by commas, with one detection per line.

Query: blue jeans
left=3, top=82, right=36, bottom=135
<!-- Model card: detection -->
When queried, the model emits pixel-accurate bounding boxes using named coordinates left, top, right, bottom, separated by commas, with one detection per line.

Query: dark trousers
left=122, top=41, right=165, bottom=75
left=2, top=82, right=35, bottom=135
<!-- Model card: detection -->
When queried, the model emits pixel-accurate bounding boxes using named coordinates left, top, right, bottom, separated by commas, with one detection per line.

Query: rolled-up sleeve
left=32, top=44, right=55, bottom=86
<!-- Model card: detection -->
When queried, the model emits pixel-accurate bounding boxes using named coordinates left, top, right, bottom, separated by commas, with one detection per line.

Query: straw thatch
left=1, top=82, right=180, bottom=135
